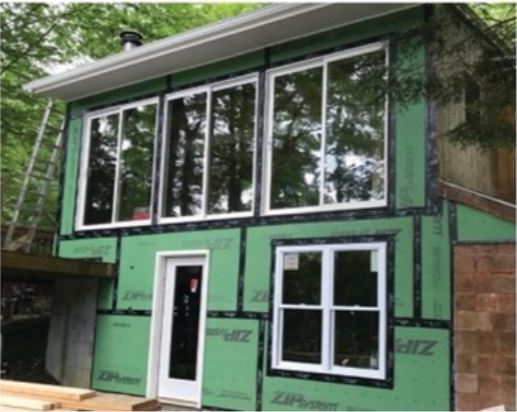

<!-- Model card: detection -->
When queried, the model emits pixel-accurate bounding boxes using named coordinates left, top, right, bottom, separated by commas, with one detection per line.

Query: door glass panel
left=169, top=265, right=203, bottom=380
left=282, top=309, right=321, bottom=364
left=208, top=82, right=256, bottom=214
left=334, top=310, right=379, bottom=369
left=84, top=113, right=119, bottom=225
left=270, top=66, right=322, bottom=209
left=282, top=251, right=321, bottom=304
left=334, top=250, right=377, bottom=306
left=117, top=103, right=157, bottom=222
left=324, top=50, right=386, bottom=204
left=163, top=93, right=206, bottom=217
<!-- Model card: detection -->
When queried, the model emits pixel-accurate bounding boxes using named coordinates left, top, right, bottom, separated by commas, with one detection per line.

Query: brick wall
left=454, top=244, right=516, bottom=411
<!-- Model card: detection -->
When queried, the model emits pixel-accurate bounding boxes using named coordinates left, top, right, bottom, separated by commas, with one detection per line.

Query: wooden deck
left=1, top=251, right=115, bottom=281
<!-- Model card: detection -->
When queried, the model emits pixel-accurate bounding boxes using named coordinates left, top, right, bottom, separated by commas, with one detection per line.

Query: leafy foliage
left=0, top=3, right=261, bottom=229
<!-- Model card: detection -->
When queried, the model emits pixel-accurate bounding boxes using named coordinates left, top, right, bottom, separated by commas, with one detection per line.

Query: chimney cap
left=120, top=29, right=143, bottom=50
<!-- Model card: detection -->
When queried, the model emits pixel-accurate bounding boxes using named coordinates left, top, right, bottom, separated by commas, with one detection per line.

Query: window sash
left=77, top=97, right=159, bottom=230
left=272, top=242, right=387, bottom=380
left=263, top=41, right=389, bottom=215
left=158, top=74, right=259, bottom=224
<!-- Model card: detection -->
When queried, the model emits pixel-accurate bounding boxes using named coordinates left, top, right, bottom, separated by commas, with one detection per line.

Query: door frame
left=146, top=250, right=210, bottom=407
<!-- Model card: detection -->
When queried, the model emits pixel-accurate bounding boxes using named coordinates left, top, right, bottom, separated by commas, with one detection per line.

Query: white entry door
left=157, top=256, right=207, bottom=404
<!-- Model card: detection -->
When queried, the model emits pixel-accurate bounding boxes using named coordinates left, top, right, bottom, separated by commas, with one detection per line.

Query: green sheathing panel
left=69, top=77, right=167, bottom=119
left=91, top=315, right=150, bottom=395
left=243, top=217, right=414, bottom=317
left=395, top=45, right=426, bottom=209
left=170, top=51, right=264, bottom=89
left=118, top=229, right=240, bottom=310
left=202, top=318, right=258, bottom=410
left=270, top=7, right=424, bottom=64
left=421, top=202, right=451, bottom=320
left=59, top=237, right=117, bottom=309
left=60, top=118, right=81, bottom=235
left=262, top=326, right=450, bottom=411
left=457, top=204, right=516, bottom=242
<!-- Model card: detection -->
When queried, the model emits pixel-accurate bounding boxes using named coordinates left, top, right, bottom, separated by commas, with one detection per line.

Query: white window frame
left=158, top=73, right=259, bottom=224
left=76, top=97, right=159, bottom=231
left=271, top=242, right=387, bottom=380
left=262, top=41, right=389, bottom=216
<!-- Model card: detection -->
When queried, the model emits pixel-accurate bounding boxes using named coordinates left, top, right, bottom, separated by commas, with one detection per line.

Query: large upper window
left=77, top=98, right=158, bottom=229
left=265, top=42, right=388, bottom=214
left=272, top=242, right=387, bottom=380
left=160, top=75, right=257, bottom=222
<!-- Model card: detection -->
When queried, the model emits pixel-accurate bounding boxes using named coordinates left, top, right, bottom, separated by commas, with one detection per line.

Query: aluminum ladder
left=3, top=98, right=65, bottom=253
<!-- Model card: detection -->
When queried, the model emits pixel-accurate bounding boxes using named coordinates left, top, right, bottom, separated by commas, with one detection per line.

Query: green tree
left=0, top=3, right=261, bottom=229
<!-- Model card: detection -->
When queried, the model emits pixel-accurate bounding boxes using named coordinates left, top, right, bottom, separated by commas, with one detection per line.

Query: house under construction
left=7, top=3, right=516, bottom=411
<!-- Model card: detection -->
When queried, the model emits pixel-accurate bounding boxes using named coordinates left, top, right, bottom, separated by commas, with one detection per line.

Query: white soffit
left=24, top=3, right=417, bottom=100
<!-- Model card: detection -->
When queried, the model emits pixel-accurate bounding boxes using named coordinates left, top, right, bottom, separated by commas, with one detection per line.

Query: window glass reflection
left=324, top=51, right=386, bottom=204
left=334, top=250, right=378, bottom=307
left=118, top=104, right=156, bottom=221
left=84, top=113, right=119, bottom=225
left=271, top=67, right=322, bottom=209
left=282, top=251, right=322, bottom=305
left=163, top=93, right=206, bottom=217
left=208, top=83, right=256, bottom=214
left=282, top=309, right=322, bottom=364
left=334, top=310, right=379, bottom=369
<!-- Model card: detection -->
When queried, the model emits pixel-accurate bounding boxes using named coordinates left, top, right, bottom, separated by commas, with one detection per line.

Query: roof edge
left=24, top=3, right=419, bottom=99
left=23, top=4, right=325, bottom=95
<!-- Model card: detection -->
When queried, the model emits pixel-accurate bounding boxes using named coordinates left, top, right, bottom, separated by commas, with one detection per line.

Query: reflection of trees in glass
left=325, top=51, right=386, bottom=204
left=118, top=104, right=156, bottom=221
left=282, top=252, right=322, bottom=304
left=84, top=114, right=119, bottom=224
left=271, top=67, right=322, bottom=208
left=164, top=93, right=206, bottom=217
left=208, top=83, right=255, bottom=214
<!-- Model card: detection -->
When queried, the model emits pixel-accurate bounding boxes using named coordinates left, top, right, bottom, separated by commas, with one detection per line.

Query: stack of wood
left=0, top=380, right=161, bottom=411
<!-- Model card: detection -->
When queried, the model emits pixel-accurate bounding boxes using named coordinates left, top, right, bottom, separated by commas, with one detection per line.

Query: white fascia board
left=24, top=3, right=417, bottom=100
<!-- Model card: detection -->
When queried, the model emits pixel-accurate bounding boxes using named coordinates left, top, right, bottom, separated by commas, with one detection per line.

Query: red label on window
left=190, top=278, right=199, bottom=293
left=132, top=208, right=150, bottom=220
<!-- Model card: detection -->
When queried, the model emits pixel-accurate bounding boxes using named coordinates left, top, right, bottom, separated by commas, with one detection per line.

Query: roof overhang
left=24, top=3, right=418, bottom=101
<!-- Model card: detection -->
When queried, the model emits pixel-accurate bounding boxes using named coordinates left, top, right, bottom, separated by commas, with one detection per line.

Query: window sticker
left=284, top=253, right=299, bottom=271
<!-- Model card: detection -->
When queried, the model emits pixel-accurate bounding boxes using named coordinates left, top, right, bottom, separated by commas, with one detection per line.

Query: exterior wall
left=453, top=208, right=516, bottom=411
left=454, top=244, right=516, bottom=411
left=46, top=278, right=98, bottom=387
left=434, top=6, right=516, bottom=203
left=53, top=6, right=516, bottom=411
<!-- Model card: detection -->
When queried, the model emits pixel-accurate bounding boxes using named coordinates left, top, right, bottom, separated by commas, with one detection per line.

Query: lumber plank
left=55, top=394, right=161, bottom=411
left=0, top=380, right=96, bottom=401
left=6, top=392, right=161, bottom=411
left=0, top=394, right=59, bottom=411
